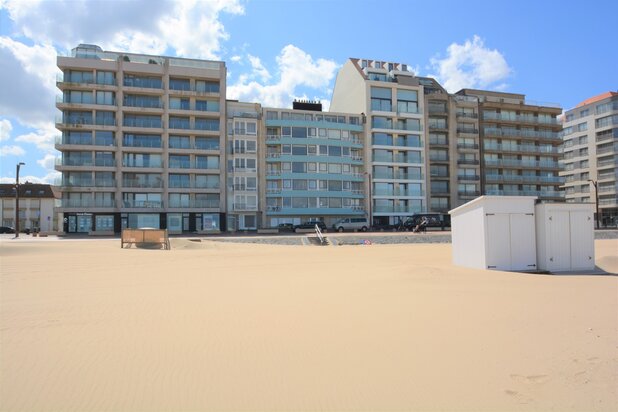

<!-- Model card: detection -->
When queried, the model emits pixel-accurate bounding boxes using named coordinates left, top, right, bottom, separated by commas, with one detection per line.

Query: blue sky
left=1, top=0, right=616, bottom=183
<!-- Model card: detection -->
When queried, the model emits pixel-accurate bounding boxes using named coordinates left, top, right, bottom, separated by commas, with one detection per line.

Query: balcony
left=123, top=161, right=163, bottom=168
left=55, top=136, right=116, bottom=147
left=373, top=206, right=421, bottom=214
left=486, top=189, right=564, bottom=198
left=122, top=181, right=164, bottom=189
left=94, top=158, right=115, bottom=167
left=168, top=200, right=220, bottom=209
left=122, top=200, right=164, bottom=208
left=482, top=112, right=558, bottom=125
left=233, top=203, right=258, bottom=211
left=457, top=159, right=479, bottom=165
left=429, top=155, right=449, bottom=162
left=483, top=143, right=560, bottom=154
left=457, top=175, right=480, bottom=181
left=457, top=127, right=479, bottom=135
left=456, top=112, right=478, bottom=119
left=373, top=172, right=423, bottom=180
left=123, top=118, right=162, bottom=128
left=373, top=189, right=423, bottom=197
left=61, top=199, right=115, bottom=208
left=483, top=128, right=560, bottom=141
left=457, top=143, right=479, bottom=150
left=458, top=190, right=481, bottom=197
left=483, top=159, right=559, bottom=169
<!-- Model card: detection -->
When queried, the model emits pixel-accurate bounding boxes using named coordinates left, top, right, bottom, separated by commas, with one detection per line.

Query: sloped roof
left=575, top=91, right=618, bottom=108
left=0, top=183, right=58, bottom=198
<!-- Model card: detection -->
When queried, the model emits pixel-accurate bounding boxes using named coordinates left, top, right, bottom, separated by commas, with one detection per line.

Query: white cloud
left=0, top=0, right=244, bottom=59
left=0, top=119, right=12, bottom=141
left=37, top=153, right=56, bottom=170
left=247, top=54, right=271, bottom=82
left=0, top=144, right=26, bottom=157
left=0, top=171, right=59, bottom=184
left=429, top=35, right=512, bottom=93
left=228, top=45, right=338, bottom=108
left=230, top=55, right=242, bottom=62
left=14, top=122, right=58, bottom=152
left=0, top=37, right=58, bottom=128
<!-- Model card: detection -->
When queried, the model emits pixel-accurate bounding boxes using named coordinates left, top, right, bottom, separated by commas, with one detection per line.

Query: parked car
left=403, top=213, right=451, bottom=231
left=294, top=221, right=327, bottom=232
left=277, top=223, right=295, bottom=233
left=332, top=217, right=369, bottom=232
left=0, top=226, right=16, bottom=234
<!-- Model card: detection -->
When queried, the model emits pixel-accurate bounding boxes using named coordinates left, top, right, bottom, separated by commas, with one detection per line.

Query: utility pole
left=15, top=162, right=25, bottom=237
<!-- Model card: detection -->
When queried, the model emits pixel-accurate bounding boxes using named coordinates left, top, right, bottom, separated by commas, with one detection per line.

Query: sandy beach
left=1, top=237, right=617, bottom=411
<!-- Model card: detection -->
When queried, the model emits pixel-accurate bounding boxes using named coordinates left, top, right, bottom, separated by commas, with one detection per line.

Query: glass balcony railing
left=482, top=112, right=558, bottom=124
left=484, top=159, right=560, bottom=168
left=483, top=143, right=560, bottom=154
left=168, top=199, right=219, bottom=208
left=122, top=200, right=164, bottom=208
left=123, top=118, right=162, bottom=128
left=486, top=189, right=564, bottom=198
left=483, top=128, right=560, bottom=140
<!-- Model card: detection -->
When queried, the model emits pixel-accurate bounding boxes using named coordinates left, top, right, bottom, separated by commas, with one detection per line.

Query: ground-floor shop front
left=62, top=212, right=225, bottom=234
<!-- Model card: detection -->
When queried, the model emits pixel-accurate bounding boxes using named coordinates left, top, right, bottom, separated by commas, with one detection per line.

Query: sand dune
left=1, top=238, right=616, bottom=411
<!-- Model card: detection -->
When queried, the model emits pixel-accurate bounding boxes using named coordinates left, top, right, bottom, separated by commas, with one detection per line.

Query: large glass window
left=371, top=87, right=392, bottom=111
left=397, top=89, right=418, bottom=113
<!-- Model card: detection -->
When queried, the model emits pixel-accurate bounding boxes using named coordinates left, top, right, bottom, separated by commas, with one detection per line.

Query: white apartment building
left=55, top=44, right=226, bottom=234
left=330, top=59, right=426, bottom=226
left=226, top=101, right=261, bottom=230
left=560, top=91, right=618, bottom=227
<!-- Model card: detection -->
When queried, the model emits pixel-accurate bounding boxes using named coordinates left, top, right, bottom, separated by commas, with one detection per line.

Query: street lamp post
left=15, top=162, right=25, bottom=238
left=365, top=172, right=372, bottom=228
left=588, top=179, right=599, bottom=229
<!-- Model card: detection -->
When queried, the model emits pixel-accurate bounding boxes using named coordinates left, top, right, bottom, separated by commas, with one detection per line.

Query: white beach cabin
left=535, top=203, right=595, bottom=272
left=449, top=196, right=537, bottom=271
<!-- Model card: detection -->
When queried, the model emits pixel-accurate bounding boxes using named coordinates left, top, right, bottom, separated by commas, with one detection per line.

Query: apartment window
left=266, top=111, right=278, bottom=120
left=195, top=137, right=219, bottom=150
left=397, top=89, right=418, bottom=113
left=123, top=74, right=162, bottom=89
left=96, top=91, right=114, bottom=105
left=95, top=131, right=114, bottom=146
left=169, top=97, right=190, bottom=110
left=195, top=100, right=219, bottom=112
left=580, top=109, right=589, bottom=117
left=169, top=78, right=190, bottom=91
left=65, top=90, right=93, bottom=104
left=95, top=111, right=115, bottom=126
left=124, top=114, right=161, bottom=128
left=169, top=135, right=190, bottom=149
left=577, top=122, right=588, bottom=132
left=292, top=162, right=306, bottom=173
left=195, top=80, right=219, bottom=93
left=195, top=118, right=219, bottom=131
left=372, top=116, right=392, bottom=129
left=66, top=70, right=94, bottom=83
left=96, top=71, right=115, bottom=85
left=124, top=133, right=161, bottom=148
left=292, top=127, right=307, bottom=138
left=292, top=145, right=307, bottom=156
left=371, top=87, right=392, bottom=111
left=124, top=94, right=161, bottom=108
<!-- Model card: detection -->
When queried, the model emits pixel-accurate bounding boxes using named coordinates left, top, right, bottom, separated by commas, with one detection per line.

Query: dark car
left=403, top=213, right=451, bottom=231
left=0, top=226, right=16, bottom=234
left=294, top=221, right=327, bottom=232
left=277, top=223, right=295, bottom=232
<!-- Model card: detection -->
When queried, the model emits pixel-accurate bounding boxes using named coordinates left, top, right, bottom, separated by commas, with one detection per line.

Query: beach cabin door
left=485, top=213, right=536, bottom=271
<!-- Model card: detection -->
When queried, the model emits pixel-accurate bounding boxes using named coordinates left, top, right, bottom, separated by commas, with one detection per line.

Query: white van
left=332, top=217, right=369, bottom=232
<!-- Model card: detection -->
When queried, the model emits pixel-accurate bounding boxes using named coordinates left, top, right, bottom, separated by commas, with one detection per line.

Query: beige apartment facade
left=55, top=44, right=226, bottom=234
left=560, top=91, right=617, bottom=227
left=456, top=89, right=564, bottom=201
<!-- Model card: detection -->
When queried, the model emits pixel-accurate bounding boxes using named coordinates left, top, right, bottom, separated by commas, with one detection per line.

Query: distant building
left=226, top=101, right=261, bottom=230
left=55, top=44, right=226, bottom=234
left=330, top=59, right=426, bottom=226
left=261, top=102, right=366, bottom=228
left=0, top=183, right=60, bottom=232
left=560, top=91, right=618, bottom=226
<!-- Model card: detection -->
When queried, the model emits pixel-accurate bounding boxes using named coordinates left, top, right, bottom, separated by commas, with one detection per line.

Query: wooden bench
left=121, top=228, right=171, bottom=250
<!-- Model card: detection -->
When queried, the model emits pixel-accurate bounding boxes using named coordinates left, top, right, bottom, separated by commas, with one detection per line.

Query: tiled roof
left=575, top=91, right=618, bottom=108
left=0, top=183, right=58, bottom=198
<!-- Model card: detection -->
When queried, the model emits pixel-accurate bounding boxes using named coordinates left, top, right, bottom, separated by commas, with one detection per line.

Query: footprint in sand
left=510, top=374, right=550, bottom=384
